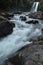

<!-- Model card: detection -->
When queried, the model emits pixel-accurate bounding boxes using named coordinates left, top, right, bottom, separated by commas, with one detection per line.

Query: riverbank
left=29, top=11, right=43, bottom=20
left=5, top=35, right=43, bottom=65
left=0, top=11, right=43, bottom=65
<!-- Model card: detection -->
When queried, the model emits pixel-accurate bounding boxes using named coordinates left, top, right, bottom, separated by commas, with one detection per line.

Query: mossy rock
left=38, top=0, right=43, bottom=11
left=38, top=41, right=43, bottom=45
left=40, top=15, right=43, bottom=20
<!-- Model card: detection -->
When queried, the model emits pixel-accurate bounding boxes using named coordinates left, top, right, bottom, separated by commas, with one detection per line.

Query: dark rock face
left=0, top=15, right=8, bottom=21
left=10, top=22, right=15, bottom=28
left=26, top=20, right=39, bottom=24
left=41, top=29, right=43, bottom=32
left=26, top=20, right=33, bottom=24
left=33, top=20, right=39, bottom=24
left=1, top=13, right=14, bottom=20
left=0, top=20, right=15, bottom=38
left=0, top=14, right=15, bottom=38
left=5, top=55, right=23, bottom=65
left=14, top=11, right=22, bottom=14
left=29, top=11, right=43, bottom=20
left=20, top=16, right=27, bottom=21
left=5, top=14, right=14, bottom=20
left=5, top=44, right=43, bottom=65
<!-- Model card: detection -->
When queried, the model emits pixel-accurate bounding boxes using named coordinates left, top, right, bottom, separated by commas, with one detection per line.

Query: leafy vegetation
left=0, top=0, right=35, bottom=11
left=40, top=15, right=43, bottom=20
left=38, top=0, right=43, bottom=11
left=0, top=0, right=43, bottom=11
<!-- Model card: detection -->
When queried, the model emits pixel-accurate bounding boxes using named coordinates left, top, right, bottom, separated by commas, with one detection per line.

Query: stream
left=0, top=2, right=43, bottom=65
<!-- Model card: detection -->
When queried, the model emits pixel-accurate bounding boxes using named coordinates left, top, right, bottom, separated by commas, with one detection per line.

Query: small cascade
left=0, top=1, right=43, bottom=65
left=30, top=2, right=39, bottom=12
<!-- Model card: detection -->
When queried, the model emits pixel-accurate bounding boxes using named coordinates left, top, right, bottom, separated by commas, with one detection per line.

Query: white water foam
left=0, top=2, right=42, bottom=64
left=31, top=2, right=39, bottom=12
left=0, top=13, right=42, bottom=65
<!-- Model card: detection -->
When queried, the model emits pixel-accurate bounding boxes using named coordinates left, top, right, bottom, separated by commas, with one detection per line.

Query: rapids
left=0, top=2, right=43, bottom=65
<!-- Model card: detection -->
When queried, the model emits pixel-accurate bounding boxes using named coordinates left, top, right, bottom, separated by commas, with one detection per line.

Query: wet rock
left=5, top=61, right=13, bottom=65
left=20, top=16, right=27, bottom=21
left=26, top=20, right=39, bottom=24
left=10, top=22, right=15, bottom=28
left=41, top=29, right=43, bottom=31
left=29, top=11, right=43, bottom=20
left=0, top=22, right=12, bottom=37
left=1, top=12, right=14, bottom=20
left=41, top=29, right=43, bottom=35
left=26, top=20, right=33, bottom=24
left=33, top=20, right=39, bottom=24
left=0, top=15, right=8, bottom=21
left=5, top=45, right=43, bottom=65
left=14, top=11, right=22, bottom=14
left=0, top=18, right=15, bottom=38
left=38, top=36, right=43, bottom=41
left=5, top=54, right=23, bottom=65
left=37, top=36, right=43, bottom=45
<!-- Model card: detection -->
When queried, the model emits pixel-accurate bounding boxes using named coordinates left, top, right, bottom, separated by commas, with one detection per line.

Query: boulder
left=14, top=11, right=22, bottom=14
left=1, top=12, right=14, bottom=20
left=26, top=20, right=33, bottom=24
left=20, top=16, right=27, bottom=21
left=26, top=20, right=39, bottom=24
left=29, top=11, right=43, bottom=20
left=0, top=22, right=12, bottom=37
left=10, top=22, right=15, bottom=28
left=5, top=44, right=43, bottom=65
left=32, top=20, right=39, bottom=24
left=0, top=15, right=8, bottom=21
left=0, top=16, right=15, bottom=38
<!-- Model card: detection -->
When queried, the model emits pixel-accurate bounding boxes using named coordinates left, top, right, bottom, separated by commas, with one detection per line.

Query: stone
left=0, top=21, right=13, bottom=37
left=14, top=11, right=22, bottom=14
left=5, top=45, right=43, bottom=65
left=32, top=20, right=39, bottom=24
left=0, top=16, right=15, bottom=38
left=10, top=22, right=15, bottom=28
left=0, top=15, right=8, bottom=21
left=20, top=16, right=27, bottom=21
left=29, top=11, right=43, bottom=20
left=26, top=20, right=33, bottom=24
left=26, top=20, right=39, bottom=24
left=1, top=12, right=14, bottom=20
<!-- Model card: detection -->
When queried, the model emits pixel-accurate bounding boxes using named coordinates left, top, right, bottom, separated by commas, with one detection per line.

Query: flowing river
left=0, top=2, right=43, bottom=65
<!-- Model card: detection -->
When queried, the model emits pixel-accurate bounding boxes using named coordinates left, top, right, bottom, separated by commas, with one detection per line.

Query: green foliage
left=0, top=0, right=32, bottom=11
left=40, top=15, right=43, bottom=20
left=0, top=0, right=16, bottom=11
left=0, top=0, right=43, bottom=11
left=38, top=0, right=43, bottom=11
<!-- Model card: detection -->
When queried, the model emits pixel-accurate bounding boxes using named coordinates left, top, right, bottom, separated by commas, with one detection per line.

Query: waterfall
left=0, top=2, right=43, bottom=65
left=30, top=2, right=39, bottom=12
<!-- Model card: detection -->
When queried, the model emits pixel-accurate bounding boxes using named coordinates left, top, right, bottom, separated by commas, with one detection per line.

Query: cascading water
left=0, top=2, right=43, bottom=65
left=30, top=2, right=39, bottom=12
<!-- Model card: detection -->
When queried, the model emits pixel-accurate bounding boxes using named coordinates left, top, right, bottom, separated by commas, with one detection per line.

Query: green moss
left=38, top=0, right=43, bottom=11
left=39, top=41, right=43, bottom=45
left=40, top=15, right=43, bottom=20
